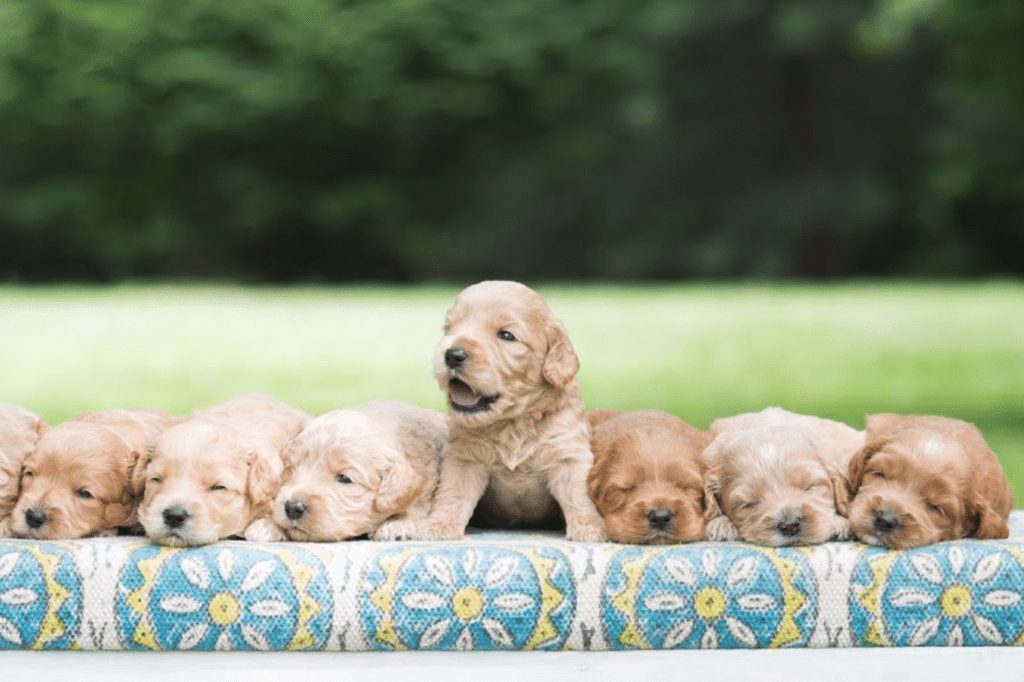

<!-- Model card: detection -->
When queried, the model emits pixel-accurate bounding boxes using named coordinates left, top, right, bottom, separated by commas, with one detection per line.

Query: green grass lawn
left=2, top=281, right=1022, bottom=500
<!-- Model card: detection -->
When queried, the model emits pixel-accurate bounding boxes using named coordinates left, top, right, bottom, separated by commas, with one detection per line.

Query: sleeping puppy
left=12, top=408, right=174, bottom=539
left=135, top=394, right=308, bottom=546
left=409, top=280, right=606, bottom=541
left=847, top=413, right=1013, bottom=548
left=0, top=404, right=46, bottom=536
left=703, top=407, right=863, bottom=546
left=272, top=401, right=446, bottom=541
left=587, top=410, right=710, bottom=544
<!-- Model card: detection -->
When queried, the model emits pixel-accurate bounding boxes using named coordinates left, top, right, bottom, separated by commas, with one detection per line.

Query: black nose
left=776, top=514, right=803, bottom=537
left=285, top=500, right=307, bottom=521
left=444, top=347, right=468, bottom=368
left=24, top=508, right=47, bottom=529
left=162, top=506, right=189, bottom=529
left=874, top=509, right=899, bottom=533
left=647, top=508, right=674, bottom=531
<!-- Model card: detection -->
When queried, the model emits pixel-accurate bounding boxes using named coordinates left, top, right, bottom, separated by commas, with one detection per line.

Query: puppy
left=703, top=407, right=863, bottom=546
left=847, top=413, right=1013, bottom=548
left=12, top=408, right=174, bottom=539
left=0, top=404, right=46, bottom=536
left=410, top=280, right=606, bottom=541
left=587, top=410, right=710, bottom=544
left=273, top=401, right=446, bottom=541
left=135, top=394, right=308, bottom=546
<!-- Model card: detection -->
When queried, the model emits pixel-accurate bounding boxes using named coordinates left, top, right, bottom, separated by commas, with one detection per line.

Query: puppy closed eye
left=735, top=500, right=757, bottom=512
left=868, top=470, right=887, bottom=481
left=75, top=489, right=94, bottom=500
left=149, top=476, right=163, bottom=485
left=22, top=470, right=34, bottom=479
left=209, top=484, right=227, bottom=492
left=928, top=503, right=946, bottom=517
left=335, top=473, right=353, bottom=484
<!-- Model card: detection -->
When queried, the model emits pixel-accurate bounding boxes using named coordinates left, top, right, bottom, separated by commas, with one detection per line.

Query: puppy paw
left=831, top=517, right=853, bottom=542
left=705, top=516, right=740, bottom=542
left=244, top=518, right=287, bottom=542
left=403, top=522, right=466, bottom=541
left=566, top=522, right=607, bottom=543
left=372, top=519, right=420, bottom=541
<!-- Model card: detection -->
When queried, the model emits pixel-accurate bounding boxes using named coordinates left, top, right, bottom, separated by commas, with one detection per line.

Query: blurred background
left=0, top=1, right=1021, bottom=494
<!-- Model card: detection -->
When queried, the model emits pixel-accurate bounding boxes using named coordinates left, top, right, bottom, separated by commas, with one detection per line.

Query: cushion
left=1, top=512, right=1023, bottom=651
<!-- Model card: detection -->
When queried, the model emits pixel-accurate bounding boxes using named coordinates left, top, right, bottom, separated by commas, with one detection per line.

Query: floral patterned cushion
left=1, top=512, right=1023, bottom=651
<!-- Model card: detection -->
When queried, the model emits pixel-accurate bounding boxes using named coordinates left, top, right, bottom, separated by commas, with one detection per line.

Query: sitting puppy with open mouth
left=12, top=408, right=175, bottom=539
left=135, top=394, right=308, bottom=546
left=272, top=401, right=446, bottom=541
left=408, top=280, right=606, bottom=541
left=847, top=413, right=1013, bottom=548
left=0, top=404, right=46, bottom=536
left=587, top=410, right=710, bottom=544
left=703, top=407, right=863, bottom=546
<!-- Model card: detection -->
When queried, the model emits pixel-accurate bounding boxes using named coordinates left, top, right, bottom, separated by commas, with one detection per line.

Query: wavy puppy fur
left=135, top=394, right=308, bottom=546
left=587, top=410, right=710, bottom=544
left=0, top=404, right=46, bottom=537
left=703, top=407, right=863, bottom=546
left=12, top=408, right=174, bottom=539
left=272, top=401, right=446, bottom=541
left=410, top=280, right=606, bottom=541
left=847, top=413, right=1014, bottom=548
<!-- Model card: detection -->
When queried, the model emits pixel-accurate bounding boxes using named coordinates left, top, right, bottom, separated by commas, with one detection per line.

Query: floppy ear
left=543, top=321, right=580, bottom=389
left=846, top=443, right=876, bottom=496
left=828, top=467, right=850, bottom=516
left=969, top=497, right=1010, bottom=539
left=247, top=453, right=283, bottom=509
left=373, top=457, right=422, bottom=517
left=123, top=449, right=144, bottom=500
left=586, top=436, right=614, bottom=504
left=129, top=447, right=152, bottom=497
left=703, top=468, right=725, bottom=522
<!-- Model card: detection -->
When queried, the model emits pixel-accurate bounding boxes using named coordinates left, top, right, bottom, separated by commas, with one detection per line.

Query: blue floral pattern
left=0, top=543, right=80, bottom=650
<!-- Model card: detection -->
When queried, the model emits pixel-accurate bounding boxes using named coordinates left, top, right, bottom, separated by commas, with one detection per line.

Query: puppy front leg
left=830, top=515, right=852, bottom=541
left=705, top=515, right=740, bottom=542
left=244, top=516, right=287, bottom=542
left=407, top=455, right=489, bottom=541
left=372, top=496, right=434, bottom=541
left=547, top=452, right=607, bottom=542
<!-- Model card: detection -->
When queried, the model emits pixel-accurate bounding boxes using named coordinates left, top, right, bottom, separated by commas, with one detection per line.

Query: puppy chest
left=480, top=471, right=557, bottom=523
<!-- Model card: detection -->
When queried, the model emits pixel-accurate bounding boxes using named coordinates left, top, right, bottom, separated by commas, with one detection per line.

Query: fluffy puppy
left=410, top=280, right=606, bottom=542
left=587, top=410, right=710, bottom=544
left=703, top=407, right=863, bottom=546
left=847, top=413, right=1013, bottom=548
left=0, top=404, right=46, bottom=536
left=135, top=394, right=308, bottom=546
left=12, top=409, right=174, bottom=539
left=273, top=401, right=446, bottom=541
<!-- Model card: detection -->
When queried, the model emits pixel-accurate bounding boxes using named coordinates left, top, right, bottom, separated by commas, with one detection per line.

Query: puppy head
left=12, top=421, right=138, bottom=539
left=0, top=404, right=45, bottom=535
left=434, top=281, right=579, bottom=428
left=587, top=411, right=709, bottom=544
left=273, top=409, right=430, bottom=541
left=136, top=420, right=282, bottom=546
left=847, top=414, right=1012, bottom=548
left=704, top=411, right=853, bottom=546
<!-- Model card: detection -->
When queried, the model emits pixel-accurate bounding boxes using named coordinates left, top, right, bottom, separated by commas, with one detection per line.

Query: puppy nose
left=647, top=508, right=674, bottom=531
left=776, top=512, right=803, bottom=537
left=285, top=500, right=307, bottom=521
left=24, top=507, right=47, bottom=529
left=162, top=506, right=189, bottom=529
left=873, top=509, right=899, bottom=533
left=444, top=347, right=468, bottom=369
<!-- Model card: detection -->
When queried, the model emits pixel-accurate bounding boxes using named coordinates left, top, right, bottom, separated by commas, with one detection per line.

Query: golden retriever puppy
left=409, top=281, right=606, bottom=541
left=0, top=404, right=46, bottom=536
left=587, top=410, right=710, bottom=544
left=12, top=408, right=175, bottom=539
left=847, top=413, right=1013, bottom=548
left=135, top=394, right=308, bottom=546
left=272, top=401, right=446, bottom=541
left=703, top=407, right=863, bottom=546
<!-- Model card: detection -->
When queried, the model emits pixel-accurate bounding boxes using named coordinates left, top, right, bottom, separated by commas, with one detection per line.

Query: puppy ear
left=586, top=437, right=614, bottom=504
left=703, top=467, right=725, bottom=522
left=129, top=447, right=153, bottom=497
left=828, top=467, right=850, bottom=516
left=543, top=321, right=580, bottom=389
left=373, top=458, right=422, bottom=517
left=846, top=442, right=876, bottom=496
left=123, top=449, right=144, bottom=499
left=247, top=453, right=283, bottom=509
left=969, top=496, right=1010, bottom=539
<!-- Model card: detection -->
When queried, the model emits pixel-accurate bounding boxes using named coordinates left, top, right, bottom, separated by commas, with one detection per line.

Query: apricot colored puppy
left=136, top=394, right=308, bottom=546
left=0, top=404, right=46, bottom=536
left=703, top=407, right=863, bottom=546
left=587, top=410, right=710, bottom=544
left=13, top=408, right=174, bottom=539
left=410, top=280, right=606, bottom=541
left=273, top=401, right=446, bottom=541
left=847, top=413, right=1013, bottom=548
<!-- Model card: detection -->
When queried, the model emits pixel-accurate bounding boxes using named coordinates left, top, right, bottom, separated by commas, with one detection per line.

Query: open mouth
left=447, top=378, right=499, bottom=414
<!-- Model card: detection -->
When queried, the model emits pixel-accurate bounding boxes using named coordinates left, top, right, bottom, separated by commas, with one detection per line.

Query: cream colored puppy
left=0, top=404, right=46, bottom=536
left=13, top=408, right=175, bottom=539
left=703, top=407, right=863, bottom=546
left=135, top=394, right=308, bottom=546
left=409, top=280, right=606, bottom=542
left=272, top=401, right=446, bottom=541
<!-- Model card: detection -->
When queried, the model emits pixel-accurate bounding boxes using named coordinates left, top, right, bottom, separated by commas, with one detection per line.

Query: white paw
left=403, top=522, right=466, bottom=541
left=371, top=519, right=420, bottom=541
left=831, top=517, right=852, bottom=542
left=244, top=518, right=287, bottom=542
left=705, top=516, right=740, bottom=542
left=566, top=522, right=608, bottom=543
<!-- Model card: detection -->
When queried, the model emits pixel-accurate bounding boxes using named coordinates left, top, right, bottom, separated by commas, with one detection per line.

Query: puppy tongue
left=449, top=380, right=482, bottom=407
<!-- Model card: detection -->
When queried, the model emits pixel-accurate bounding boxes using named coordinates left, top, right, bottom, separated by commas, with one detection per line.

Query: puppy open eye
left=75, top=489, right=93, bottom=500
left=335, top=473, right=353, bottom=484
left=210, top=484, right=227, bottom=492
left=497, top=330, right=517, bottom=342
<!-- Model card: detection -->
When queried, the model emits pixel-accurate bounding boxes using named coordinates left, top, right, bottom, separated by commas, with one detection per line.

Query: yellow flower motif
left=694, top=587, right=727, bottom=620
left=940, top=585, right=971, bottom=618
